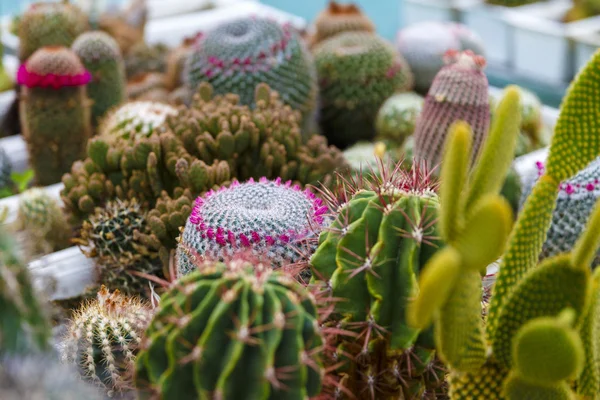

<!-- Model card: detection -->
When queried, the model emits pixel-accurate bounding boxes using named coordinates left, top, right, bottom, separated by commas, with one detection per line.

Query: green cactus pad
left=448, top=361, right=507, bottom=400
left=503, top=374, right=575, bottom=400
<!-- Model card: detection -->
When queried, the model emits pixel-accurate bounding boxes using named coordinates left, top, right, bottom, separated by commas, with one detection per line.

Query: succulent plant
left=18, top=1, right=89, bottom=62
left=60, top=285, right=152, bottom=397
left=413, top=50, right=490, bottom=171
left=126, top=72, right=169, bottom=102
left=396, top=22, right=485, bottom=94
left=342, top=140, right=390, bottom=172
left=18, top=46, right=93, bottom=186
left=176, top=177, right=329, bottom=277
left=313, top=31, right=414, bottom=149
left=185, top=17, right=318, bottom=131
left=309, top=1, right=375, bottom=48
left=165, top=35, right=198, bottom=91
left=135, top=259, right=325, bottom=399
left=72, top=31, right=127, bottom=127
left=375, top=92, right=424, bottom=147
left=99, top=100, right=177, bottom=141
left=124, top=42, right=168, bottom=80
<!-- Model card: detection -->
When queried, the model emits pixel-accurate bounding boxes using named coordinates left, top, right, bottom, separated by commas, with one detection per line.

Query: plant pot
left=572, top=30, right=600, bottom=75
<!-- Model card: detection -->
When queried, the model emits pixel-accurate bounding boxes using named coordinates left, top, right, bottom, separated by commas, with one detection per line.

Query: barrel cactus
left=184, top=17, right=318, bottom=130
left=176, top=177, right=329, bottom=276
left=309, top=1, right=375, bottom=48
left=18, top=1, right=88, bottom=62
left=60, top=285, right=152, bottom=397
left=72, top=31, right=127, bottom=126
left=314, top=31, right=413, bottom=149
left=135, top=259, right=325, bottom=399
left=375, top=92, right=424, bottom=147
left=18, top=46, right=92, bottom=186
left=99, top=100, right=177, bottom=141
left=413, top=50, right=490, bottom=170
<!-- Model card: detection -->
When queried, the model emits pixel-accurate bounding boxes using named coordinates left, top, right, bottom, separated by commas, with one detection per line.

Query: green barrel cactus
left=135, top=259, right=325, bottom=399
left=375, top=92, right=424, bottom=147
left=185, top=17, right=318, bottom=131
left=308, top=1, right=375, bottom=48
left=18, top=46, right=93, bottom=186
left=18, top=1, right=88, bottom=62
left=72, top=31, right=127, bottom=127
left=313, top=31, right=414, bottom=149
left=60, top=285, right=152, bottom=397
left=176, top=177, right=329, bottom=276
left=99, top=100, right=177, bottom=141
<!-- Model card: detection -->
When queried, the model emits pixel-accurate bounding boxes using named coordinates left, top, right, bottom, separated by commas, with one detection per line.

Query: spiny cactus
left=135, top=259, right=325, bottom=399
left=396, top=21, right=485, bottom=93
left=18, top=46, right=92, bottom=186
left=60, top=285, right=152, bottom=397
left=18, top=1, right=89, bottom=62
left=124, top=42, right=168, bottom=80
left=314, top=31, right=413, bottom=149
left=309, top=1, right=375, bottom=48
left=185, top=17, right=318, bottom=131
left=72, top=31, right=127, bottom=126
left=413, top=50, right=490, bottom=171
left=126, top=72, right=169, bottom=102
left=17, top=187, right=71, bottom=255
left=176, top=177, right=329, bottom=277
left=99, top=100, right=177, bottom=141
left=375, top=92, right=424, bottom=147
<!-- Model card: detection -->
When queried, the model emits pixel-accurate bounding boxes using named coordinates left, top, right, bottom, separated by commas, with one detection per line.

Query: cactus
left=184, top=17, right=318, bottom=131
left=126, top=72, right=169, bottom=101
left=176, top=177, right=329, bottom=277
left=72, top=31, right=127, bottom=127
left=124, top=42, right=168, bottom=80
left=18, top=1, right=88, bottom=62
left=342, top=140, right=390, bottom=172
left=135, top=258, right=325, bottom=399
left=396, top=22, right=485, bottom=94
left=18, top=46, right=93, bottom=186
left=309, top=1, right=375, bottom=48
left=165, top=35, right=198, bottom=91
left=99, top=100, right=177, bottom=141
left=313, top=31, right=414, bottom=149
left=60, top=285, right=152, bottom=397
left=413, top=50, right=490, bottom=171
left=375, top=92, right=424, bottom=147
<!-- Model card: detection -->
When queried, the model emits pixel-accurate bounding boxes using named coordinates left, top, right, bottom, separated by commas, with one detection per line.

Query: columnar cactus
left=18, top=1, right=88, bottom=61
left=60, top=285, right=152, bottom=397
left=18, top=46, right=92, bottom=185
left=99, top=100, right=177, bottom=140
left=313, top=31, right=414, bottom=149
left=375, top=92, right=424, bottom=147
left=309, top=1, right=375, bottom=48
left=413, top=50, right=490, bottom=170
left=72, top=31, right=127, bottom=126
left=184, top=17, right=318, bottom=130
left=176, top=177, right=329, bottom=276
left=135, top=259, right=325, bottom=399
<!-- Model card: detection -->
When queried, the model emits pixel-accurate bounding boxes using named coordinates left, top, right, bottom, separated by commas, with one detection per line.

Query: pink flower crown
left=17, top=64, right=92, bottom=89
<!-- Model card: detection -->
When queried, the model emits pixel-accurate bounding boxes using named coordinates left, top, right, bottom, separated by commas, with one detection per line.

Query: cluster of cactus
left=413, top=50, right=490, bottom=171
left=176, top=177, right=329, bottom=277
left=60, top=285, right=152, bottom=397
left=185, top=17, right=318, bottom=131
left=313, top=31, right=414, bottom=149
left=308, top=1, right=375, bottom=48
left=18, top=46, right=93, bottom=186
left=375, top=92, right=424, bottom=147
left=18, top=1, right=89, bottom=61
left=396, top=21, right=485, bottom=93
left=72, top=31, right=127, bottom=126
left=124, top=42, right=169, bottom=79
left=409, top=49, right=600, bottom=399
left=99, top=100, right=177, bottom=141
left=135, top=258, right=325, bottom=399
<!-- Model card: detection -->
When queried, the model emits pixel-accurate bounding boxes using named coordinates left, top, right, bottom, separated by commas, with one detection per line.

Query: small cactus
left=375, top=91, right=424, bottom=147
left=309, top=1, right=375, bottom=48
left=124, top=42, right=168, bottom=80
left=98, top=100, right=177, bottom=141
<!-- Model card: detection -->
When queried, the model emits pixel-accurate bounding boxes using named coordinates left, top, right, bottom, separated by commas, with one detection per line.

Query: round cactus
left=184, top=17, right=318, bottom=130
left=309, top=1, right=375, bottom=48
left=413, top=50, right=490, bottom=170
left=60, top=285, right=152, bottom=397
left=72, top=31, right=127, bottom=126
left=176, top=177, right=329, bottom=276
left=18, top=1, right=89, bottom=62
left=396, top=21, right=485, bottom=93
left=375, top=91, right=424, bottom=147
left=313, top=31, right=414, bottom=149
left=135, top=259, right=325, bottom=399
left=99, top=100, right=177, bottom=141
left=342, top=140, right=389, bottom=172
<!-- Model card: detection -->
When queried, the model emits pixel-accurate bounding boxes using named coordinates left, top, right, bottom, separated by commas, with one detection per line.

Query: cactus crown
left=17, top=187, right=64, bottom=233
left=72, top=31, right=122, bottom=62
left=18, top=46, right=91, bottom=88
left=99, top=101, right=177, bottom=141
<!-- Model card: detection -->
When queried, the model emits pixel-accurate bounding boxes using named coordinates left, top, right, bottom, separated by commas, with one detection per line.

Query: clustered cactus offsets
left=308, top=1, right=375, bottom=48
left=60, top=285, right=152, bottom=397
left=99, top=101, right=177, bottom=141
left=135, top=259, right=325, bottom=400
left=185, top=17, right=318, bottom=131
left=18, top=46, right=93, bottom=186
left=176, top=177, right=329, bottom=277
left=313, top=31, right=414, bottom=149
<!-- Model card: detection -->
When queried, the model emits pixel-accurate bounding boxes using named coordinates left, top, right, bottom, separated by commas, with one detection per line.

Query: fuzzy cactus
left=176, top=177, right=329, bottom=277
left=18, top=1, right=89, bottom=62
left=72, top=31, right=127, bottom=126
left=18, top=46, right=93, bottom=186
left=60, top=285, right=152, bottom=397
left=124, top=42, right=168, bottom=80
left=135, top=259, right=325, bottom=399
left=396, top=22, right=485, bottom=94
left=99, top=100, right=177, bottom=141
left=375, top=92, right=424, bottom=147
left=413, top=50, right=490, bottom=171
left=184, top=17, right=318, bottom=131
left=309, top=1, right=375, bottom=48
left=313, top=31, right=413, bottom=149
